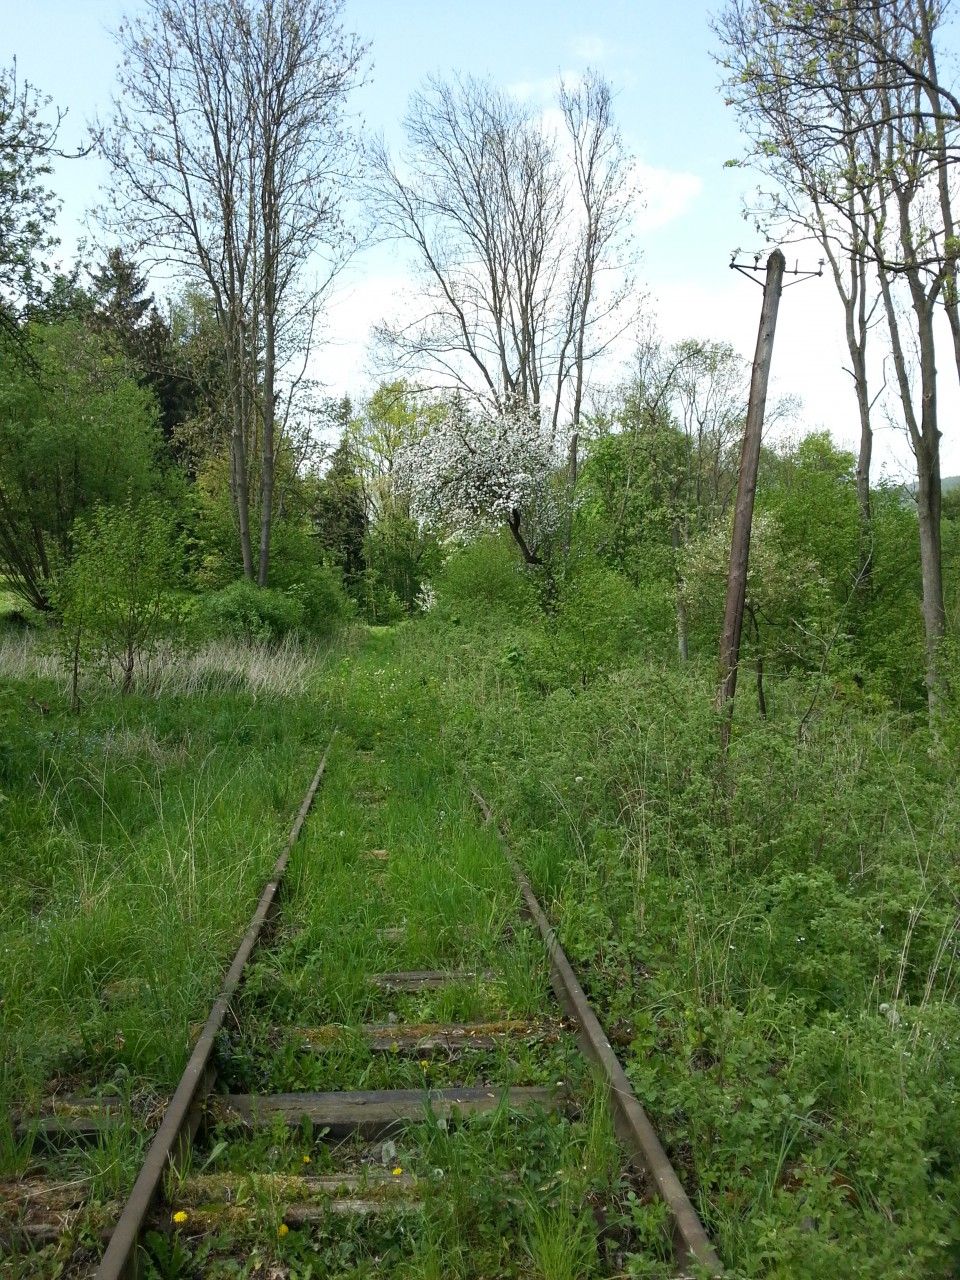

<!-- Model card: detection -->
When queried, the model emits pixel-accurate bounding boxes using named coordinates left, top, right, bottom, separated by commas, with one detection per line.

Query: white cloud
left=507, top=70, right=582, bottom=103
left=633, top=161, right=703, bottom=233
left=307, top=269, right=414, bottom=399
left=569, top=35, right=609, bottom=61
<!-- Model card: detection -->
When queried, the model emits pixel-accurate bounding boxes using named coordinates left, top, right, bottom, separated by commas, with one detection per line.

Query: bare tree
left=100, top=0, right=365, bottom=584
left=368, top=72, right=640, bottom=443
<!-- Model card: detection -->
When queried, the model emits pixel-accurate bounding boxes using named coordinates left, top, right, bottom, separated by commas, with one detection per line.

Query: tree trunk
left=562, top=430, right=578, bottom=559
left=916, top=437, right=945, bottom=713
left=876, top=251, right=946, bottom=716
left=507, top=508, right=540, bottom=565
left=225, top=333, right=255, bottom=580
left=672, top=522, right=689, bottom=662
left=717, top=249, right=785, bottom=748
left=258, top=301, right=276, bottom=587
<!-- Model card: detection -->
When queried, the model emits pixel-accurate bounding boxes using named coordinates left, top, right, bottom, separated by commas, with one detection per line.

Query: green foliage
left=682, top=508, right=833, bottom=676
left=553, top=562, right=658, bottom=685
left=363, top=508, right=441, bottom=618
left=199, top=579, right=307, bottom=645
left=287, top=566, right=353, bottom=638
left=383, top=607, right=960, bottom=1278
left=578, top=422, right=684, bottom=576
left=0, top=321, right=163, bottom=609
left=311, top=435, right=367, bottom=586
left=435, top=534, right=540, bottom=624
left=55, top=496, right=184, bottom=695
left=198, top=564, right=351, bottom=645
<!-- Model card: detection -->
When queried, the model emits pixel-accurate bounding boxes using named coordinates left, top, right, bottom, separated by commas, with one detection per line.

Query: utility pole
left=717, top=248, right=785, bottom=750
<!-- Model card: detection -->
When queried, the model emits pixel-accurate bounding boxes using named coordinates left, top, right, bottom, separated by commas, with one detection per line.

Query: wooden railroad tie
left=209, top=1085, right=560, bottom=1138
left=369, top=969, right=497, bottom=991
left=286, top=1017, right=566, bottom=1053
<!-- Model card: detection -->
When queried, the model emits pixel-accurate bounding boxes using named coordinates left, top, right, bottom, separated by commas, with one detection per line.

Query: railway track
left=5, top=731, right=722, bottom=1278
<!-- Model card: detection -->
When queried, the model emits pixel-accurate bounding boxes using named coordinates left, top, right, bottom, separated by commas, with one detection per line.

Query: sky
left=4, top=0, right=959, bottom=479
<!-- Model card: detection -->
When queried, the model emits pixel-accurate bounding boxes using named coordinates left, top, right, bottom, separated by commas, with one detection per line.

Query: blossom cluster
left=394, top=401, right=560, bottom=540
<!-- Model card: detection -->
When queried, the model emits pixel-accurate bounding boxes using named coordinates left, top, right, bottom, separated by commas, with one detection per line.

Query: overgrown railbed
left=3, top=601, right=960, bottom=1278
left=387, top=600, right=960, bottom=1280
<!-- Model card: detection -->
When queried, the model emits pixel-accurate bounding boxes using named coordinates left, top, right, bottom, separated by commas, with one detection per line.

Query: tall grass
left=0, top=628, right=331, bottom=698
left=1, top=631, right=338, bottom=1139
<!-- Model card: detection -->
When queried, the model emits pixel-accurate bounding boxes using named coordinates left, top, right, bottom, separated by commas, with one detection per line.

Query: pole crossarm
left=729, top=248, right=824, bottom=288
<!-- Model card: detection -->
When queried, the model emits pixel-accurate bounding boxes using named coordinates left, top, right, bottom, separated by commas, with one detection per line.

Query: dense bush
left=435, top=533, right=540, bottom=624
left=380, top=602, right=960, bottom=1277
left=0, top=321, right=164, bottom=610
left=198, top=579, right=306, bottom=644
left=286, top=565, right=354, bottom=637
left=198, top=568, right=351, bottom=644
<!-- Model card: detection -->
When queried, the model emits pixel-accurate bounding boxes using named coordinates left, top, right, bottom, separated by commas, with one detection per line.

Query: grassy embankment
left=390, top=603, right=960, bottom=1280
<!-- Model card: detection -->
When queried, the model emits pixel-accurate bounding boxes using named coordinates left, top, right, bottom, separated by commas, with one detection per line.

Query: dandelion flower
left=419, top=1059, right=430, bottom=1070
left=392, top=1166, right=403, bottom=1176
left=278, top=1223, right=289, bottom=1238
left=302, top=1155, right=311, bottom=1164
left=172, top=1210, right=189, bottom=1225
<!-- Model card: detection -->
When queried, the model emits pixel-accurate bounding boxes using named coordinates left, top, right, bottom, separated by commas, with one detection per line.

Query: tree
left=369, top=72, right=639, bottom=437
left=582, top=337, right=749, bottom=659
left=88, top=249, right=209, bottom=451
left=716, top=0, right=959, bottom=714
left=344, top=383, right=445, bottom=612
left=312, top=434, right=367, bottom=587
left=347, top=381, right=438, bottom=521
left=0, top=61, right=64, bottom=340
left=0, top=322, right=162, bottom=610
left=56, top=497, right=183, bottom=699
left=395, top=400, right=560, bottom=566
left=715, top=1, right=884, bottom=562
left=100, top=0, right=366, bottom=585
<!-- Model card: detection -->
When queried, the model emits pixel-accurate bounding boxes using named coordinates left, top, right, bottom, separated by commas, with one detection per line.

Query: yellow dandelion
left=419, top=1059, right=430, bottom=1070
left=172, top=1210, right=189, bottom=1225
left=302, top=1154, right=311, bottom=1164
left=391, top=1166, right=403, bottom=1177
left=278, top=1222, right=290, bottom=1238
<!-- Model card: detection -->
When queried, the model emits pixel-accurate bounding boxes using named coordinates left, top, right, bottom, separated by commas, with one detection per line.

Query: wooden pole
left=717, top=249, right=785, bottom=749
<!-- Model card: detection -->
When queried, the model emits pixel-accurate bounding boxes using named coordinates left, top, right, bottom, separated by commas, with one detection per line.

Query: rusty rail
left=95, top=733, right=337, bottom=1280
left=474, top=789, right=723, bottom=1277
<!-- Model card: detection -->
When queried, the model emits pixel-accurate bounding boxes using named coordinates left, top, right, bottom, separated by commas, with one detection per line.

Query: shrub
left=199, top=579, right=305, bottom=645
left=286, top=565, right=353, bottom=637
left=55, top=497, right=184, bottom=696
left=435, top=534, right=540, bottom=624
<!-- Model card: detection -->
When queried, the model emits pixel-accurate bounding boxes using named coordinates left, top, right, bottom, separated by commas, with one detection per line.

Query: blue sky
left=6, top=0, right=959, bottom=476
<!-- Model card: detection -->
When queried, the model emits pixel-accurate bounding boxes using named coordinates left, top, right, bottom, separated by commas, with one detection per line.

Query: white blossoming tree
left=395, top=401, right=561, bottom=566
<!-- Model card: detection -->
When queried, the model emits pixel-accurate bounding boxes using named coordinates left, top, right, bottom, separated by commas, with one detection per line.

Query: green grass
left=0, top=625, right=339, bottom=1280
left=378, top=602, right=960, bottom=1280
left=7, top=593, right=955, bottom=1278
left=1, top=625, right=648, bottom=1278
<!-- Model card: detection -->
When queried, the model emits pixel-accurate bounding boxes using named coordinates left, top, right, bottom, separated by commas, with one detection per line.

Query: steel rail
left=474, top=790, right=723, bottom=1277
left=95, top=732, right=337, bottom=1280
